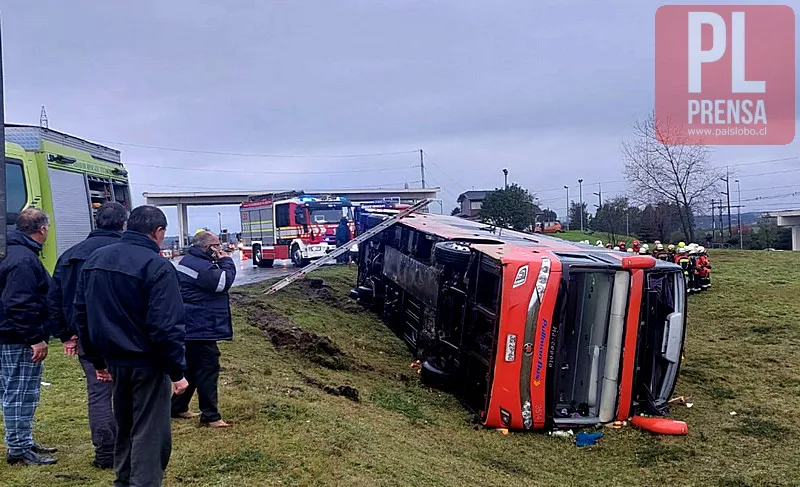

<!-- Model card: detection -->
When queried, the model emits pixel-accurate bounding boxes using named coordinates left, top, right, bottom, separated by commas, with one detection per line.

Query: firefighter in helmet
left=697, top=246, right=712, bottom=289
left=618, top=241, right=627, bottom=252
left=631, top=240, right=641, bottom=254
left=667, top=244, right=676, bottom=261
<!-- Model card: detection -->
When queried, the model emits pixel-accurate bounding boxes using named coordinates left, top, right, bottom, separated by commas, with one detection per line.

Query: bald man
left=171, top=231, right=236, bottom=427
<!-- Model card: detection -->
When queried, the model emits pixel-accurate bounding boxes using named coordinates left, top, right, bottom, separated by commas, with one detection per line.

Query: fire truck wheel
left=434, top=241, right=471, bottom=267
left=292, top=245, right=310, bottom=267
left=252, top=244, right=262, bottom=267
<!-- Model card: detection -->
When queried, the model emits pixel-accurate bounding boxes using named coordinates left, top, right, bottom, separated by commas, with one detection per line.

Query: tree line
left=451, top=113, right=791, bottom=249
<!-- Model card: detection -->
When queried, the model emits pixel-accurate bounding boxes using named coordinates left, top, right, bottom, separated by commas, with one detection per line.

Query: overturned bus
left=352, top=212, right=686, bottom=431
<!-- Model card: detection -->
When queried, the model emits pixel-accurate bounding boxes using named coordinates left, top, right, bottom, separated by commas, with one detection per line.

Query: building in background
left=457, top=190, right=489, bottom=220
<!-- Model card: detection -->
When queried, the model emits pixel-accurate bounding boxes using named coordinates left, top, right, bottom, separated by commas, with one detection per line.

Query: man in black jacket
left=171, top=231, right=236, bottom=428
left=48, top=202, right=127, bottom=469
left=0, top=208, right=57, bottom=466
left=74, top=205, right=188, bottom=487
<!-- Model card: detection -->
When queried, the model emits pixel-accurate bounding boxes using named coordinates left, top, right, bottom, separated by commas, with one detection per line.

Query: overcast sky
left=2, top=0, right=799, bottom=233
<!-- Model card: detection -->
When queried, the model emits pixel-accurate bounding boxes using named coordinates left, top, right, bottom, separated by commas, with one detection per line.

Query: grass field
left=2, top=251, right=800, bottom=486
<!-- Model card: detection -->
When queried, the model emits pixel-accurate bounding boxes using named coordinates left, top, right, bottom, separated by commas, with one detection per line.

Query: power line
left=125, top=161, right=417, bottom=175
left=98, top=140, right=419, bottom=159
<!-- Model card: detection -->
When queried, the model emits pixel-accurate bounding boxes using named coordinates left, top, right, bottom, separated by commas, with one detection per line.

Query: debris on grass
left=296, top=371, right=360, bottom=402
left=575, top=431, right=603, bottom=447
left=549, top=429, right=574, bottom=438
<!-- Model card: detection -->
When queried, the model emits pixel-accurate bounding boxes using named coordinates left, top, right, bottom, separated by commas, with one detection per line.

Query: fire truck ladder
left=265, top=198, right=432, bottom=295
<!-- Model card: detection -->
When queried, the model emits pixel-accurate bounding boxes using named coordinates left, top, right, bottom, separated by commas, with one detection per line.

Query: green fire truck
left=4, top=125, right=131, bottom=272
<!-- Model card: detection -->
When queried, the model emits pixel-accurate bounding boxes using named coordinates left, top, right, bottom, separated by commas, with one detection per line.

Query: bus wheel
left=253, top=245, right=262, bottom=267
left=434, top=241, right=471, bottom=267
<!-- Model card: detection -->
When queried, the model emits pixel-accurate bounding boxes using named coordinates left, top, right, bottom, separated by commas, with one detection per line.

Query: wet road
left=173, top=251, right=299, bottom=287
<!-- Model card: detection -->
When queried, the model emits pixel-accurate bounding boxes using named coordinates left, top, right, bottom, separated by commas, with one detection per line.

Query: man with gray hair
left=0, top=208, right=57, bottom=466
left=171, top=231, right=236, bottom=427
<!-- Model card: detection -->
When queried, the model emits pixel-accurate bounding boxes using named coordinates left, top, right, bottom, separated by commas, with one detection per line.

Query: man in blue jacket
left=74, top=205, right=188, bottom=487
left=0, top=209, right=58, bottom=466
left=48, top=202, right=127, bottom=469
left=171, top=231, right=236, bottom=428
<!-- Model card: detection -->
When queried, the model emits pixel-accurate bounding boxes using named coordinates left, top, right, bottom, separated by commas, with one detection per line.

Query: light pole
left=218, top=212, right=222, bottom=234
left=735, top=179, right=742, bottom=249
left=502, top=168, right=508, bottom=189
left=578, top=179, right=584, bottom=232
left=564, top=185, right=570, bottom=231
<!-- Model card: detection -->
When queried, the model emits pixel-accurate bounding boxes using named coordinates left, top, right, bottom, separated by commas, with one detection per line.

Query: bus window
left=5, top=159, right=27, bottom=221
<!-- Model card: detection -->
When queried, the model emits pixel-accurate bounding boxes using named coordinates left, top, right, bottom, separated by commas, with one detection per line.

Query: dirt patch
left=230, top=292, right=355, bottom=370
left=295, top=278, right=364, bottom=313
left=297, top=370, right=360, bottom=402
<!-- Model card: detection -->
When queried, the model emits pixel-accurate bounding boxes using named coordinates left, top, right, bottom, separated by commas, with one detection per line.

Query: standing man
left=335, top=217, right=351, bottom=264
left=48, top=202, right=127, bottom=469
left=0, top=208, right=57, bottom=466
left=171, top=231, right=236, bottom=428
left=74, top=205, right=188, bottom=487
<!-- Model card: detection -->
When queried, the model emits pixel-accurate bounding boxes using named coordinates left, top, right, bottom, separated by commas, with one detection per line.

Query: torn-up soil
left=295, top=278, right=364, bottom=313
left=230, top=292, right=356, bottom=371
left=296, top=370, right=360, bottom=402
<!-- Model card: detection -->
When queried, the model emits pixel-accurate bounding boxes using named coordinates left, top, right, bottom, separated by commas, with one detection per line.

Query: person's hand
left=173, top=378, right=189, bottom=395
left=63, top=336, right=78, bottom=356
left=213, top=246, right=230, bottom=259
left=31, top=341, right=48, bottom=362
left=96, top=369, right=113, bottom=382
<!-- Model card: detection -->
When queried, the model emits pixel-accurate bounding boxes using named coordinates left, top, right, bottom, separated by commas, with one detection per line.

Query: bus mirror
left=621, top=255, right=656, bottom=270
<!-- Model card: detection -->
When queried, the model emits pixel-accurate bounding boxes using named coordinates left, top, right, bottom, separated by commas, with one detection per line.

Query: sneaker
left=7, top=450, right=57, bottom=466
left=32, top=443, right=58, bottom=454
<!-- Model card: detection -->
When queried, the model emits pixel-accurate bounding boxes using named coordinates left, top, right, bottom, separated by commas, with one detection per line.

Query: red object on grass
left=631, top=415, right=688, bottom=436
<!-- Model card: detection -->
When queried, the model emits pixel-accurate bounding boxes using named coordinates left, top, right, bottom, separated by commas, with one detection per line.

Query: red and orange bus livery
left=353, top=212, right=686, bottom=430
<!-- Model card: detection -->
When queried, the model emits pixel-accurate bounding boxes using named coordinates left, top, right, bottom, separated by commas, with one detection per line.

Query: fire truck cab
left=240, top=192, right=354, bottom=268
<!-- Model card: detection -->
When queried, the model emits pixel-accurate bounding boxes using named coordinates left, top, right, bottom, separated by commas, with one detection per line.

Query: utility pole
left=711, top=199, right=717, bottom=245
left=735, top=179, right=743, bottom=249
left=578, top=179, right=584, bottom=232
left=626, top=209, right=629, bottom=236
left=721, top=168, right=732, bottom=238
left=564, top=185, right=570, bottom=231
left=218, top=212, right=222, bottom=234
left=718, top=199, right=724, bottom=243
left=593, top=183, right=602, bottom=209
left=419, top=150, right=425, bottom=189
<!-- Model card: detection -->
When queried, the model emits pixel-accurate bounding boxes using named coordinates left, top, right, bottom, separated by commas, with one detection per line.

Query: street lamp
left=578, top=179, right=584, bottom=232
left=502, top=168, right=508, bottom=189
left=564, top=185, right=570, bottom=231
left=735, top=179, right=742, bottom=249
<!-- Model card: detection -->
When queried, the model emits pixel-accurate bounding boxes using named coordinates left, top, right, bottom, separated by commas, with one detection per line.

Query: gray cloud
left=2, top=0, right=798, bottom=231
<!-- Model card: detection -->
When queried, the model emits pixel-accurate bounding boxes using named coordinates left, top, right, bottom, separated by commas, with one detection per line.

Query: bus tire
left=434, top=241, right=471, bottom=267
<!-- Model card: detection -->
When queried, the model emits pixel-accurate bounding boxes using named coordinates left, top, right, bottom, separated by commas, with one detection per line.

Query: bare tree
left=622, top=113, right=721, bottom=242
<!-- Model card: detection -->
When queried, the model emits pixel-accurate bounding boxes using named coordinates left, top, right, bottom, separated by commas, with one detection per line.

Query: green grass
left=2, top=251, right=800, bottom=486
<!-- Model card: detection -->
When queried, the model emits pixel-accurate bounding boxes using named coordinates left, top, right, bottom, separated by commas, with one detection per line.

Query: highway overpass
left=143, top=187, right=441, bottom=247
left=768, top=210, right=800, bottom=251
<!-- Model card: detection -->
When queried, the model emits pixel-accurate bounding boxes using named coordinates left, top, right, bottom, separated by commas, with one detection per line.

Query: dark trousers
left=80, top=356, right=116, bottom=465
left=109, top=365, right=172, bottom=487
left=170, top=341, right=221, bottom=423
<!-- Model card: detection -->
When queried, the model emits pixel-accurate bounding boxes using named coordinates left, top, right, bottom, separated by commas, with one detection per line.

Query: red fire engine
left=239, top=192, right=354, bottom=267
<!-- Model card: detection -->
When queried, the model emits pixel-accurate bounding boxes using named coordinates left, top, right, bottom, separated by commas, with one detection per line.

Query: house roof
left=457, top=190, right=490, bottom=202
